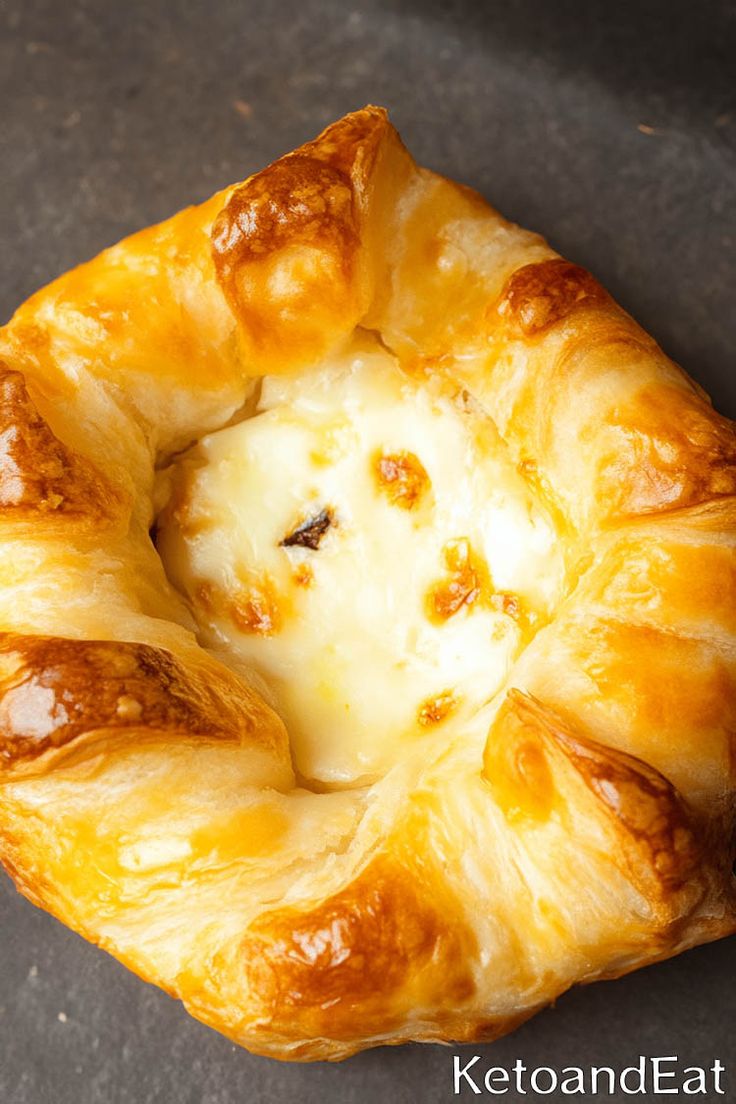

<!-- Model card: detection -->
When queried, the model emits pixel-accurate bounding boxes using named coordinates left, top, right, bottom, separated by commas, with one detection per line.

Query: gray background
left=1, top=1, right=735, bottom=1101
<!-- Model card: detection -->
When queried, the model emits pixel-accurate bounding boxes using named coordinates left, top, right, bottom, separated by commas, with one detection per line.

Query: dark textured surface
left=1, top=1, right=735, bottom=1101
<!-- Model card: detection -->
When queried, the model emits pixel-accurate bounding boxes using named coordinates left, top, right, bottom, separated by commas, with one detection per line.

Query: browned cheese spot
left=490, top=592, right=522, bottom=620
left=292, top=564, right=314, bottom=588
left=373, top=450, right=430, bottom=510
left=427, top=538, right=491, bottom=623
left=0, top=635, right=255, bottom=767
left=417, top=690, right=458, bottom=727
left=193, top=576, right=284, bottom=638
left=230, top=578, right=282, bottom=636
left=0, top=365, right=121, bottom=523
left=496, top=259, right=608, bottom=337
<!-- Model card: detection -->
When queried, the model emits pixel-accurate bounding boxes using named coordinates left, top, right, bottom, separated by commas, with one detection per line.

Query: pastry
left=0, top=106, right=734, bottom=1061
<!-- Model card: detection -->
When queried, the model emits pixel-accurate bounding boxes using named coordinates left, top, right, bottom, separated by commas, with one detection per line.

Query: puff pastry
left=0, top=107, right=734, bottom=1061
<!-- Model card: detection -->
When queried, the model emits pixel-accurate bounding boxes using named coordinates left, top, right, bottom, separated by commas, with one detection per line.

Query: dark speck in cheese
left=281, top=508, right=334, bottom=550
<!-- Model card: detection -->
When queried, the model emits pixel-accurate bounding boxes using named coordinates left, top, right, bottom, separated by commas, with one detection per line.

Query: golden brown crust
left=211, top=106, right=405, bottom=372
left=592, top=533, right=736, bottom=637
left=240, top=855, right=476, bottom=1044
left=482, top=689, right=733, bottom=968
left=498, top=692, right=701, bottom=894
left=0, top=106, right=734, bottom=1062
left=0, top=364, right=124, bottom=529
left=0, top=634, right=283, bottom=770
left=512, top=522, right=736, bottom=819
left=420, top=255, right=736, bottom=530
left=212, top=157, right=360, bottom=344
left=597, top=382, right=736, bottom=516
left=496, top=259, right=610, bottom=337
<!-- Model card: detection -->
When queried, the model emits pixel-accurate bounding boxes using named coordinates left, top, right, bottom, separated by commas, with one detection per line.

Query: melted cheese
left=156, top=336, right=564, bottom=785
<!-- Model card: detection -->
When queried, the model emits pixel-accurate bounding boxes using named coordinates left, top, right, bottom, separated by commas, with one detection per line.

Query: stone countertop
left=1, top=1, right=734, bottom=1101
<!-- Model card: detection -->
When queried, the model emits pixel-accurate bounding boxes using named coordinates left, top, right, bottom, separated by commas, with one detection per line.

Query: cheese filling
left=156, top=335, right=564, bottom=786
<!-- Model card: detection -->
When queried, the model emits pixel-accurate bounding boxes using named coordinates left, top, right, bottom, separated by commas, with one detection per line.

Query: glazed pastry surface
left=0, top=107, right=734, bottom=1060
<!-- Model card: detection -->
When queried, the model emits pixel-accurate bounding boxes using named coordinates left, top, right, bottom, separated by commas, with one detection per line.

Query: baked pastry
left=0, top=106, right=734, bottom=1061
